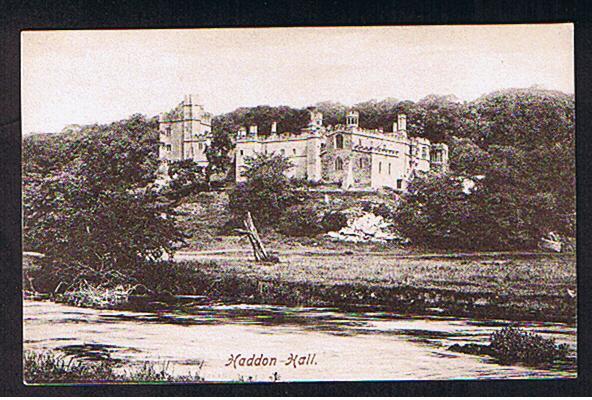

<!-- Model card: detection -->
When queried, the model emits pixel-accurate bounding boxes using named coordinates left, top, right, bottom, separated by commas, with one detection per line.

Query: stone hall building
left=159, top=95, right=448, bottom=191
left=235, top=110, right=448, bottom=191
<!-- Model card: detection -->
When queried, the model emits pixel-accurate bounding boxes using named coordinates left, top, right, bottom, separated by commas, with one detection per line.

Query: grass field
left=169, top=250, right=576, bottom=323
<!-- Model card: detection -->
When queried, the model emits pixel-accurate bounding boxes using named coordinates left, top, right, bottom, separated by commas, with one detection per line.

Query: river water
left=23, top=300, right=576, bottom=382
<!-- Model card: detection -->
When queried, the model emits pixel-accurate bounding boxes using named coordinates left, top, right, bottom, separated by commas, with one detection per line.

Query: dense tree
left=227, top=153, right=306, bottom=227
left=166, top=159, right=209, bottom=201
left=23, top=114, right=186, bottom=288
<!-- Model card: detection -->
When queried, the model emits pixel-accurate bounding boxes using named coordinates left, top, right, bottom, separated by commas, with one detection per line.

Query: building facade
left=235, top=110, right=448, bottom=191
left=158, top=94, right=212, bottom=168
left=158, top=95, right=449, bottom=191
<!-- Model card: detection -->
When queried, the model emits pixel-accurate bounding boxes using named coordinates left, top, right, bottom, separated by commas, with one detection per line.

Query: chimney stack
left=397, top=114, right=407, bottom=131
left=249, top=125, right=258, bottom=135
left=310, top=110, right=323, bottom=127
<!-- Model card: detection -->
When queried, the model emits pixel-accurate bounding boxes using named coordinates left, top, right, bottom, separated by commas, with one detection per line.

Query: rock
left=540, top=232, right=562, bottom=252
left=326, top=210, right=405, bottom=243
left=448, top=343, right=493, bottom=357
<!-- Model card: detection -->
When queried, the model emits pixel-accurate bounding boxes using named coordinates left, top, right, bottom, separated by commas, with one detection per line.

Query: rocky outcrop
left=326, top=209, right=406, bottom=243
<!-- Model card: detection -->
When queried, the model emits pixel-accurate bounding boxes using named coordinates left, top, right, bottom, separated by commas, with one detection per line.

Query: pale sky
left=21, top=24, right=574, bottom=134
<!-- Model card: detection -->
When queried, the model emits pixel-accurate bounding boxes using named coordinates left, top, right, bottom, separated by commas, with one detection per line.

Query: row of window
left=335, top=157, right=393, bottom=175
left=162, top=127, right=210, bottom=136
left=160, top=143, right=206, bottom=152
left=239, top=148, right=299, bottom=157
left=335, top=157, right=403, bottom=189
left=431, top=151, right=444, bottom=162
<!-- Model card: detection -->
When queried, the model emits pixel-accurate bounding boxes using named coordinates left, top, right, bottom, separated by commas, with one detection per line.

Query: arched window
left=379, top=161, right=382, bottom=173
left=335, top=134, right=344, bottom=149
left=335, top=157, right=343, bottom=171
left=388, top=163, right=391, bottom=175
left=293, top=148, right=296, bottom=155
left=280, top=149, right=285, bottom=155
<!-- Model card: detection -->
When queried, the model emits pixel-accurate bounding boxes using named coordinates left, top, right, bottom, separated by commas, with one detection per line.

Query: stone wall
left=370, top=152, right=406, bottom=190
left=321, top=132, right=354, bottom=184
left=159, top=120, right=185, bottom=161
left=235, top=135, right=311, bottom=182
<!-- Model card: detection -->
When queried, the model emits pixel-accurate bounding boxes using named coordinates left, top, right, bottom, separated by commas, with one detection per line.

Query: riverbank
left=164, top=251, right=576, bottom=323
left=25, top=249, right=576, bottom=323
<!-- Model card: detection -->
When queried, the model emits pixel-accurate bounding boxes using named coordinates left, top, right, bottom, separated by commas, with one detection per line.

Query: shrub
left=320, top=211, right=349, bottom=232
left=165, top=159, right=209, bottom=200
left=24, top=351, right=202, bottom=383
left=60, top=281, right=137, bottom=309
left=489, top=327, right=569, bottom=365
left=277, top=206, right=349, bottom=237
left=228, top=153, right=306, bottom=227
left=277, top=205, right=324, bottom=237
left=395, top=170, right=566, bottom=251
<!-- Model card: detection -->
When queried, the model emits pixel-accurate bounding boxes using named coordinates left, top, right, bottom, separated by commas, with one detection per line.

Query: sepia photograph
left=21, top=24, right=576, bottom=384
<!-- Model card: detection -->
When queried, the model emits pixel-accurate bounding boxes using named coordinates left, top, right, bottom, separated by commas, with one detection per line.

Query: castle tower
left=249, top=125, right=258, bottom=136
left=237, top=126, right=247, bottom=139
left=346, top=110, right=359, bottom=128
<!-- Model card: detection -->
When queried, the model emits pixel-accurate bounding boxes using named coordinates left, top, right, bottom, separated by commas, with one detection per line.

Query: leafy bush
left=165, top=159, right=209, bottom=201
left=277, top=206, right=324, bottom=237
left=320, top=211, right=349, bottom=232
left=228, top=153, right=306, bottom=227
left=395, top=168, right=570, bottom=250
left=277, top=205, right=349, bottom=237
left=489, top=327, right=569, bottom=365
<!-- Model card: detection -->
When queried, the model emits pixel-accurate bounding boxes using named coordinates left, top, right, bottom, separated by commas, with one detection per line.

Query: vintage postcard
left=21, top=24, right=575, bottom=384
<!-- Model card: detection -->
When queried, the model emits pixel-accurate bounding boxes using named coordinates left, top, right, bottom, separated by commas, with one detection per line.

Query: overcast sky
left=21, top=24, right=573, bottom=134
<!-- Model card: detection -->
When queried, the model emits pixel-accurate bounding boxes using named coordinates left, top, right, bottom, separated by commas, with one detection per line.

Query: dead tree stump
left=235, top=212, right=279, bottom=263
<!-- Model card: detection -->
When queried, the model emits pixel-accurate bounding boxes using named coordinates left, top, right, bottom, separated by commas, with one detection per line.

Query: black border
left=1, top=0, right=591, bottom=396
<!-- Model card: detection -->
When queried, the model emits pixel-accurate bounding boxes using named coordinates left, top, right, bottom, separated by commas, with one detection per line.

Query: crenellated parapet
left=232, top=105, right=448, bottom=190
left=352, top=143, right=400, bottom=157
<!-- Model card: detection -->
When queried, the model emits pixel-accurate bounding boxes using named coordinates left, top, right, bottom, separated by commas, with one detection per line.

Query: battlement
left=236, top=128, right=317, bottom=143
left=159, top=94, right=211, bottom=125
left=352, top=143, right=401, bottom=157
